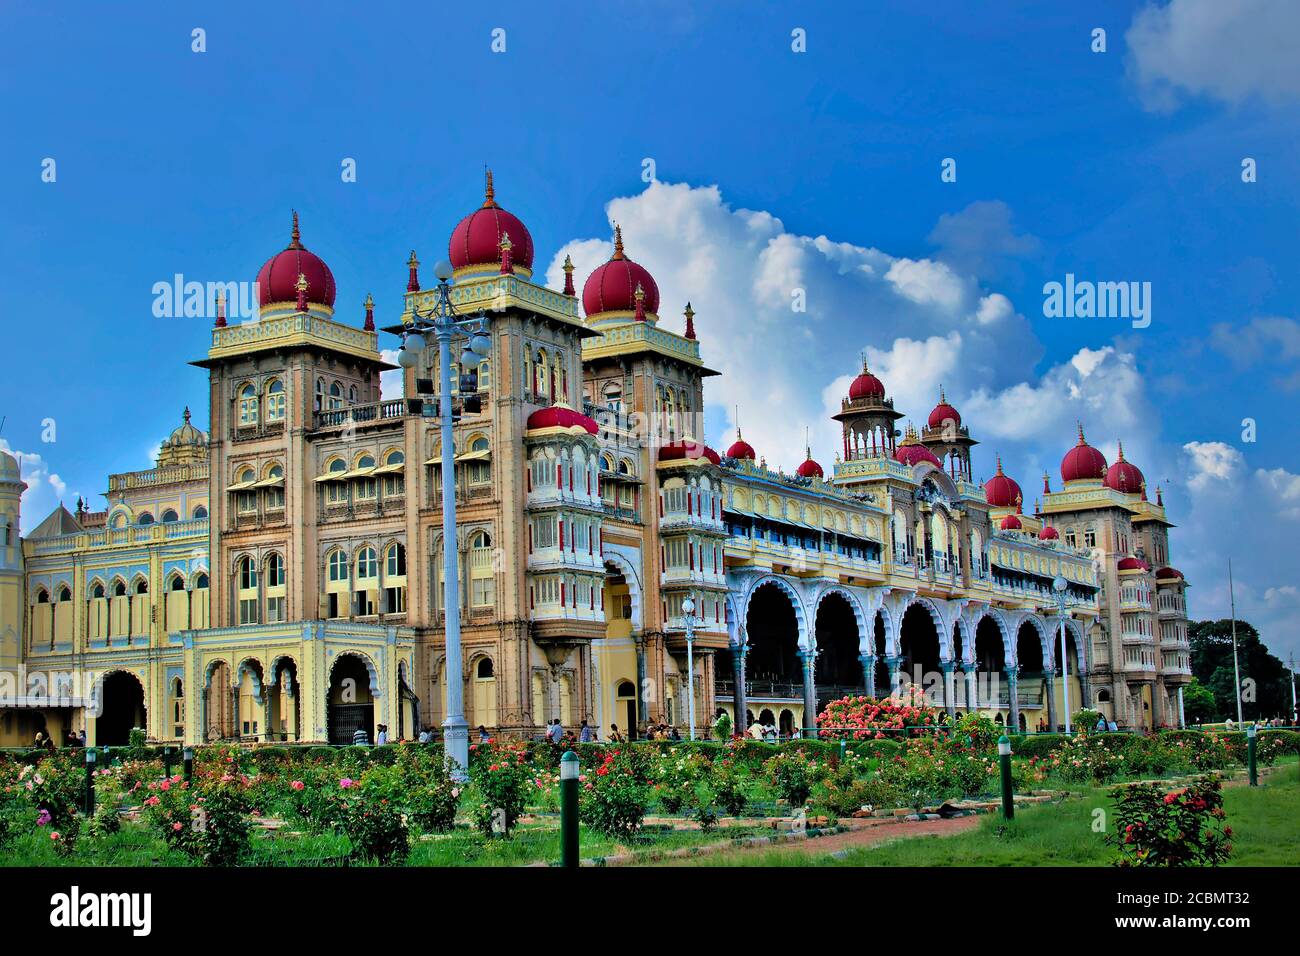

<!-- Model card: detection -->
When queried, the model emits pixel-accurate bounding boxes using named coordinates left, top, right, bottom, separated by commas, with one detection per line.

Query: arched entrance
left=974, top=616, right=1006, bottom=711
left=615, top=680, right=637, bottom=739
left=269, top=659, right=301, bottom=742
left=1016, top=622, right=1046, bottom=730
left=814, top=592, right=862, bottom=708
left=899, top=603, right=941, bottom=704
left=204, top=661, right=233, bottom=741
left=327, top=654, right=375, bottom=745
left=97, top=671, right=146, bottom=745
left=871, top=611, right=889, bottom=696
left=745, top=582, right=802, bottom=697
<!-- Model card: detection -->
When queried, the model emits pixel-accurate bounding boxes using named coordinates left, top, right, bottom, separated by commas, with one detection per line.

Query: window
left=193, top=505, right=208, bottom=520
left=326, top=458, right=348, bottom=504
left=328, top=550, right=348, bottom=583
left=238, top=556, right=258, bottom=590
left=466, top=436, right=491, bottom=485
left=329, top=382, right=343, bottom=410
left=356, top=547, right=378, bottom=580
left=169, top=575, right=185, bottom=592
left=57, top=586, right=71, bottom=602
left=355, top=455, right=377, bottom=500
left=266, top=379, right=286, bottom=421
left=470, top=532, right=495, bottom=607
left=137, top=512, right=154, bottom=526
left=238, top=383, right=259, bottom=426
left=386, top=542, right=406, bottom=577
left=161, top=509, right=178, bottom=523
left=315, top=378, right=325, bottom=412
left=478, top=359, right=491, bottom=391
left=265, top=553, right=285, bottom=623
left=237, top=556, right=258, bottom=625
left=265, top=464, right=285, bottom=509
left=195, top=573, right=209, bottom=589
left=383, top=450, right=405, bottom=497
left=266, top=553, right=285, bottom=588
left=355, top=547, right=378, bottom=615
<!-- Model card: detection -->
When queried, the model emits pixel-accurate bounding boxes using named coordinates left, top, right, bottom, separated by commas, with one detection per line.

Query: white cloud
left=1263, top=585, right=1299, bottom=606
left=927, top=200, right=1040, bottom=280
left=1126, top=0, right=1300, bottom=110
left=1182, top=441, right=1244, bottom=491
left=1256, top=466, right=1300, bottom=519
left=379, top=350, right=404, bottom=401
left=0, top=439, right=75, bottom=534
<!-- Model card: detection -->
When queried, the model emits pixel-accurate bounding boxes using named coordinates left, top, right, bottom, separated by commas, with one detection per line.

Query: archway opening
left=872, top=611, right=889, bottom=696
left=975, top=616, right=1006, bottom=711
left=1016, top=622, right=1047, bottom=731
left=327, top=655, right=374, bottom=745
left=814, top=592, right=862, bottom=707
left=97, top=671, right=146, bottom=746
left=745, top=582, right=801, bottom=697
left=269, top=660, right=301, bottom=742
left=899, top=603, right=941, bottom=700
left=615, top=680, right=637, bottom=741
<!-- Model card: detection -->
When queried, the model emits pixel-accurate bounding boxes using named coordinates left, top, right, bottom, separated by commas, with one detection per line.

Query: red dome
left=1117, top=556, right=1151, bottom=572
left=1039, top=525, right=1059, bottom=540
left=1000, top=513, right=1022, bottom=530
left=525, top=403, right=597, bottom=435
left=895, top=443, right=941, bottom=468
left=256, top=212, right=336, bottom=308
left=984, top=456, right=1022, bottom=508
left=1061, top=426, right=1108, bottom=483
left=583, top=226, right=659, bottom=317
left=726, top=437, right=756, bottom=461
left=1104, top=441, right=1145, bottom=493
left=796, top=456, right=824, bottom=479
left=659, top=440, right=721, bottom=466
left=927, top=388, right=961, bottom=429
left=449, top=172, right=534, bottom=273
left=848, top=362, right=886, bottom=400
left=1155, top=566, right=1183, bottom=580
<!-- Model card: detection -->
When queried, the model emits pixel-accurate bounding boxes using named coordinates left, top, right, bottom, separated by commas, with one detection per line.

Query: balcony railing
left=313, top=398, right=419, bottom=431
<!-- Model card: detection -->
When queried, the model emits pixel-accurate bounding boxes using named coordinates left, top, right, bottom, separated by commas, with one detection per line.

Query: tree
left=1180, top=678, right=1217, bottom=725
left=1189, top=619, right=1290, bottom=720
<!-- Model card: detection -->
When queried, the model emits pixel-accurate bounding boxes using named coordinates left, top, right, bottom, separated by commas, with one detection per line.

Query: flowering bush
left=708, top=757, right=749, bottom=817
left=579, top=749, right=650, bottom=839
left=649, top=748, right=708, bottom=814
left=334, top=778, right=410, bottom=865
left=764, top=750, right=818, bottom=807
left=470, top=743, right=531, bottom=838
left=141, top=773, right=253, bottom=866
left=1107, top=776, right=1232, bottom=867
left=816, top=692, right=947, bottom=740
left=18, top=759, right=83, bottom=856
left=953, top=713, right=1000, bottom=753
left=877, top=738, right=996, bottom=807
left=1041, top=735, right=1130, bottom=784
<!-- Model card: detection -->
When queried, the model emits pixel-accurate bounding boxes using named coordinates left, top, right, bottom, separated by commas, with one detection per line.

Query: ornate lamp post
left=1053, top=575, right=1071, bottom=735
left=680, top=595, right=699, bottom=741
left=397, top=260, right=491, bottom=780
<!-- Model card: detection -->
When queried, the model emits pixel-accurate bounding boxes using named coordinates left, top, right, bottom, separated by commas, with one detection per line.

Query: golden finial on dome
left=407, top=249, right=420, bottom=270
left=183, top=406, right=191, bottom=424
left=364, top=292, right=375, bottom=310
left=734, top=404, right=742, bottom=440
left=1077, top=421, right=1087, bottom=445
left=1116, top=439, right=1125, bottom=461
left=939, top=384, right=946, bottom=403
left=483, top=168, right=496, bottom=208
left=562, top=254, right=574, bottom=276
left=289, top=210, right=302, bottom=249
left=995, top=454, right=1004, bottom=475
left=613, top=224, right=626, bottom=260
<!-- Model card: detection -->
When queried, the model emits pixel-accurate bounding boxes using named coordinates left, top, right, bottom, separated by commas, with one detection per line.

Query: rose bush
left=817, top=692, right=947, bottom=740
left=579, top=749, right=650, bottom=839
left=1107, top=776, right=1232, bottom=867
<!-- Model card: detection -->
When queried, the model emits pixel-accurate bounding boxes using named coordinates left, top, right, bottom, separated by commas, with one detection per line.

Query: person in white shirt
left=375, top=724, right=388, bottom=746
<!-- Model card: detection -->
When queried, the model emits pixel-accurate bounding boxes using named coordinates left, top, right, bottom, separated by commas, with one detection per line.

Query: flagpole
left=1229, top=559, right=1243, bottom=724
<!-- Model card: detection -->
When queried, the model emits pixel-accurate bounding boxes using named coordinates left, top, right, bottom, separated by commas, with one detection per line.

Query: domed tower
left=0, top=449, right=26, bottom=671
left=919, top=386, right=977, bottom=481
left=448, top=169, right=535, bottom=280
left=1104, top=441, right=1145, bottom=495
left=1060, top=424, right=1108, bottom=486
left=832, top=358, right=903, bottom=461
left=156, top=407, right=209, bottom=468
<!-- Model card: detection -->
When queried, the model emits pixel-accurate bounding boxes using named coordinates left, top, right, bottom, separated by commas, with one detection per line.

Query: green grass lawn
left=687, top=773, right=1300, bottom=867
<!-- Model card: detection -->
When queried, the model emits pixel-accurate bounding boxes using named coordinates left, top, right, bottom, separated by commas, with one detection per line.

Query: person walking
left=375, top=724, right=388, bottom=746
left=579, top=721, right=593, bottom=743
left=352, top=726, right=369, bottom=746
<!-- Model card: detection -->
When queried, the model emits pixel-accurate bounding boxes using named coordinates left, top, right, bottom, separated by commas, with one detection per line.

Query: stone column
left=799, top=649, right=817, bottom=737
left=230, top=685, right=240, bottom=740
left=634, top=634, right=647, bottom=733
left=886, top=655, right=904, bottom=698
left=965, top=668, right=978, bottom=712
left=1044, top=669, right=1058, bottom=732
left=941, top=660, right=957, bottom=717
left=732, top=643, right=748, bottom=735
left=1178, top=686, right=1185, bottom=729
left=858, top=654, right=876, bottom=699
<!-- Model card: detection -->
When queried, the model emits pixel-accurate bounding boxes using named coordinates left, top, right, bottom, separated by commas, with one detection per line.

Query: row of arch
left=111, top=504, right=207, bottom=528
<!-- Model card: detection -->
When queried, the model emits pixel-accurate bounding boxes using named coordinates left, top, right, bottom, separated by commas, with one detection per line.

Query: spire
left=1014, top=493, right=1023, bottom=514
left=183, top=406, right=191, bottom=425
left=288, top=210, right=303, bottom=250
left=363, top=293, right=375, bottom=332
left=214, top=289, right=227, bottom=328
left=939, top=384, right=946, bottom=403
left=1156, top=485, right=1164, bottom=506
left=1140, top=479, right=1148, bottom=502
left=633, top=282, right=646, bottom=322
left=1116, top=439, right=1126, bottom=461
left=995, top=454, right=1004, bottom=476
left=1077, top=421, right=1087, bottom=446
left=735, top=405, right=742, bottom=440
left=804, top=425, right=812, bottom=461
left=499, top=231, right=513, bottom=274
left=1043, top=470, right=1050, bottom=494
left=407, top=250, right=421, bottom=292
left=612, top=224, right=626, bottom=260
left=483, top=167, right=497, bottom=208
left=295, top=272, right=309, bottom=312
left=683, top=302, right=696, bottom=340
left=562, top=254, right=575, bottom=296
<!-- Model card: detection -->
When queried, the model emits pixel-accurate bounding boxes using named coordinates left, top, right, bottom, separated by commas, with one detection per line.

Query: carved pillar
left=798, top=649, right=817, bottom=737
left=1044, top=668, right=1058, bottom=732
left=634, top=634, right=647, bottom=733
left=886, top=655, right=904, bottom=697
left=965, top=668, right=978, bottom=712
left=1007, top=667, right=1020, bottom=733
left=941, top=660, right=957, bottom=717
left=858, top=654, right=876, bottom=699
left=733, top=643, right=748, bottom=734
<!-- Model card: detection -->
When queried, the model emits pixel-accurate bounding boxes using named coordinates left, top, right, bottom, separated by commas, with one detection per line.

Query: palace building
left=0, top=176, right=1193, bottom=747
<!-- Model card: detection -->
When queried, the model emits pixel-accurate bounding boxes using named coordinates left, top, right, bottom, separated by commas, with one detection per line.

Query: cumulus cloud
left=546, top=180, right=1041, bottom=469
left=1182, top=440, right=1245, bottom=491
left=927, top=200, right=1040, bottom=281
left=1257, top=467, right=1300, bottom=519
left=1126, top=0, right=1300, bottom=110
left=0, top=439, right=73, bottom=534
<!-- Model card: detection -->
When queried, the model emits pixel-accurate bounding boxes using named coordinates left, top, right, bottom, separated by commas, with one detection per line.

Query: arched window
left=327, top=549, right=348, bottom=583
left=134, top=579, right=148, bottom=595
left=161, top=508, right=179, bottom=523
left=266, top=379, right=286, bottom=421
left=265, top=553, right=285, bottom=588
left=478, top=359, right=491, bottom=391
left=57, top=586, right=71, bottom=602
left=264, top=463, right=285, bottom=509
left=536, top=349, right=549, bottom=399
left=265, top=553, right=286, bottom=622
left=239, top=383, right=259, bottom=426
left=193, top=504, right=208, bottom=520
left=114, top=580, right=127, bottom=597
left=382, top=449, right=405, bottom=497
left=329, top=381, right=343, bottom=410
left=466, top=436, right=491, bottom=486
left=91, top=582, right=105, bottom=599
left=237, top=555, right=258, bottom=625
left=195, top=573, right=209, bottom=590
left=238, top=556, right=257, bottom=590
left=315, top=378, right=325, bottom=412
left=469, top=532, right=494, bottom=607
left=348, top=385, right=358, bottom=404
left=35, top=589, right=49, bottom=604
left=477, top=658, right=494, bottom=679
left=386, top=542, right=406, bottom=577
left=137, top=512, right=155, bottom=526
left=169, top=574, right=186, bottom=592
left=234, top=467, right=257, bottom=513
left=356, top=546, right=378, bottom=580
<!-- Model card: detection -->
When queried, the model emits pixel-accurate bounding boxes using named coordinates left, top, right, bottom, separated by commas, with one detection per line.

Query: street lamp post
left=1053, top=576, right=1071, bottom=735
left=680, top=596, right=699, bottom=741
left=399, top=261, right=492, bottom=781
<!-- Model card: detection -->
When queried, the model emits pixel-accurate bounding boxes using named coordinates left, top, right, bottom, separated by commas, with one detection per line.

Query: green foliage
left=141, top=773, right=253, bottom=866
left=764, top=749, right=818, bottom=807
left=1181, top=679, right=1218, bottom=725
left=1107, top=776, right=1232, bottom=867
left=712, top=712, right=733, bottom=741
left=649, top=747, right=708, bottom=813
left=1072, top=709, right=1104, bottom=733
left=469, top=743, right=531, bottom=838
left=17, top=756, right=83, bottom=855
left=579, top=749, right=650, bottom=839
left=1189, top=618, right=1291, bottom=721
left=707, top=758, right=749, bottom=817
left=954, top=713, right=1000, bottom=752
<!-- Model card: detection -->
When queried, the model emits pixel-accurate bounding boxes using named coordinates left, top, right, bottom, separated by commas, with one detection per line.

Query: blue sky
left=1, top=1, right=1298, bottom=662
